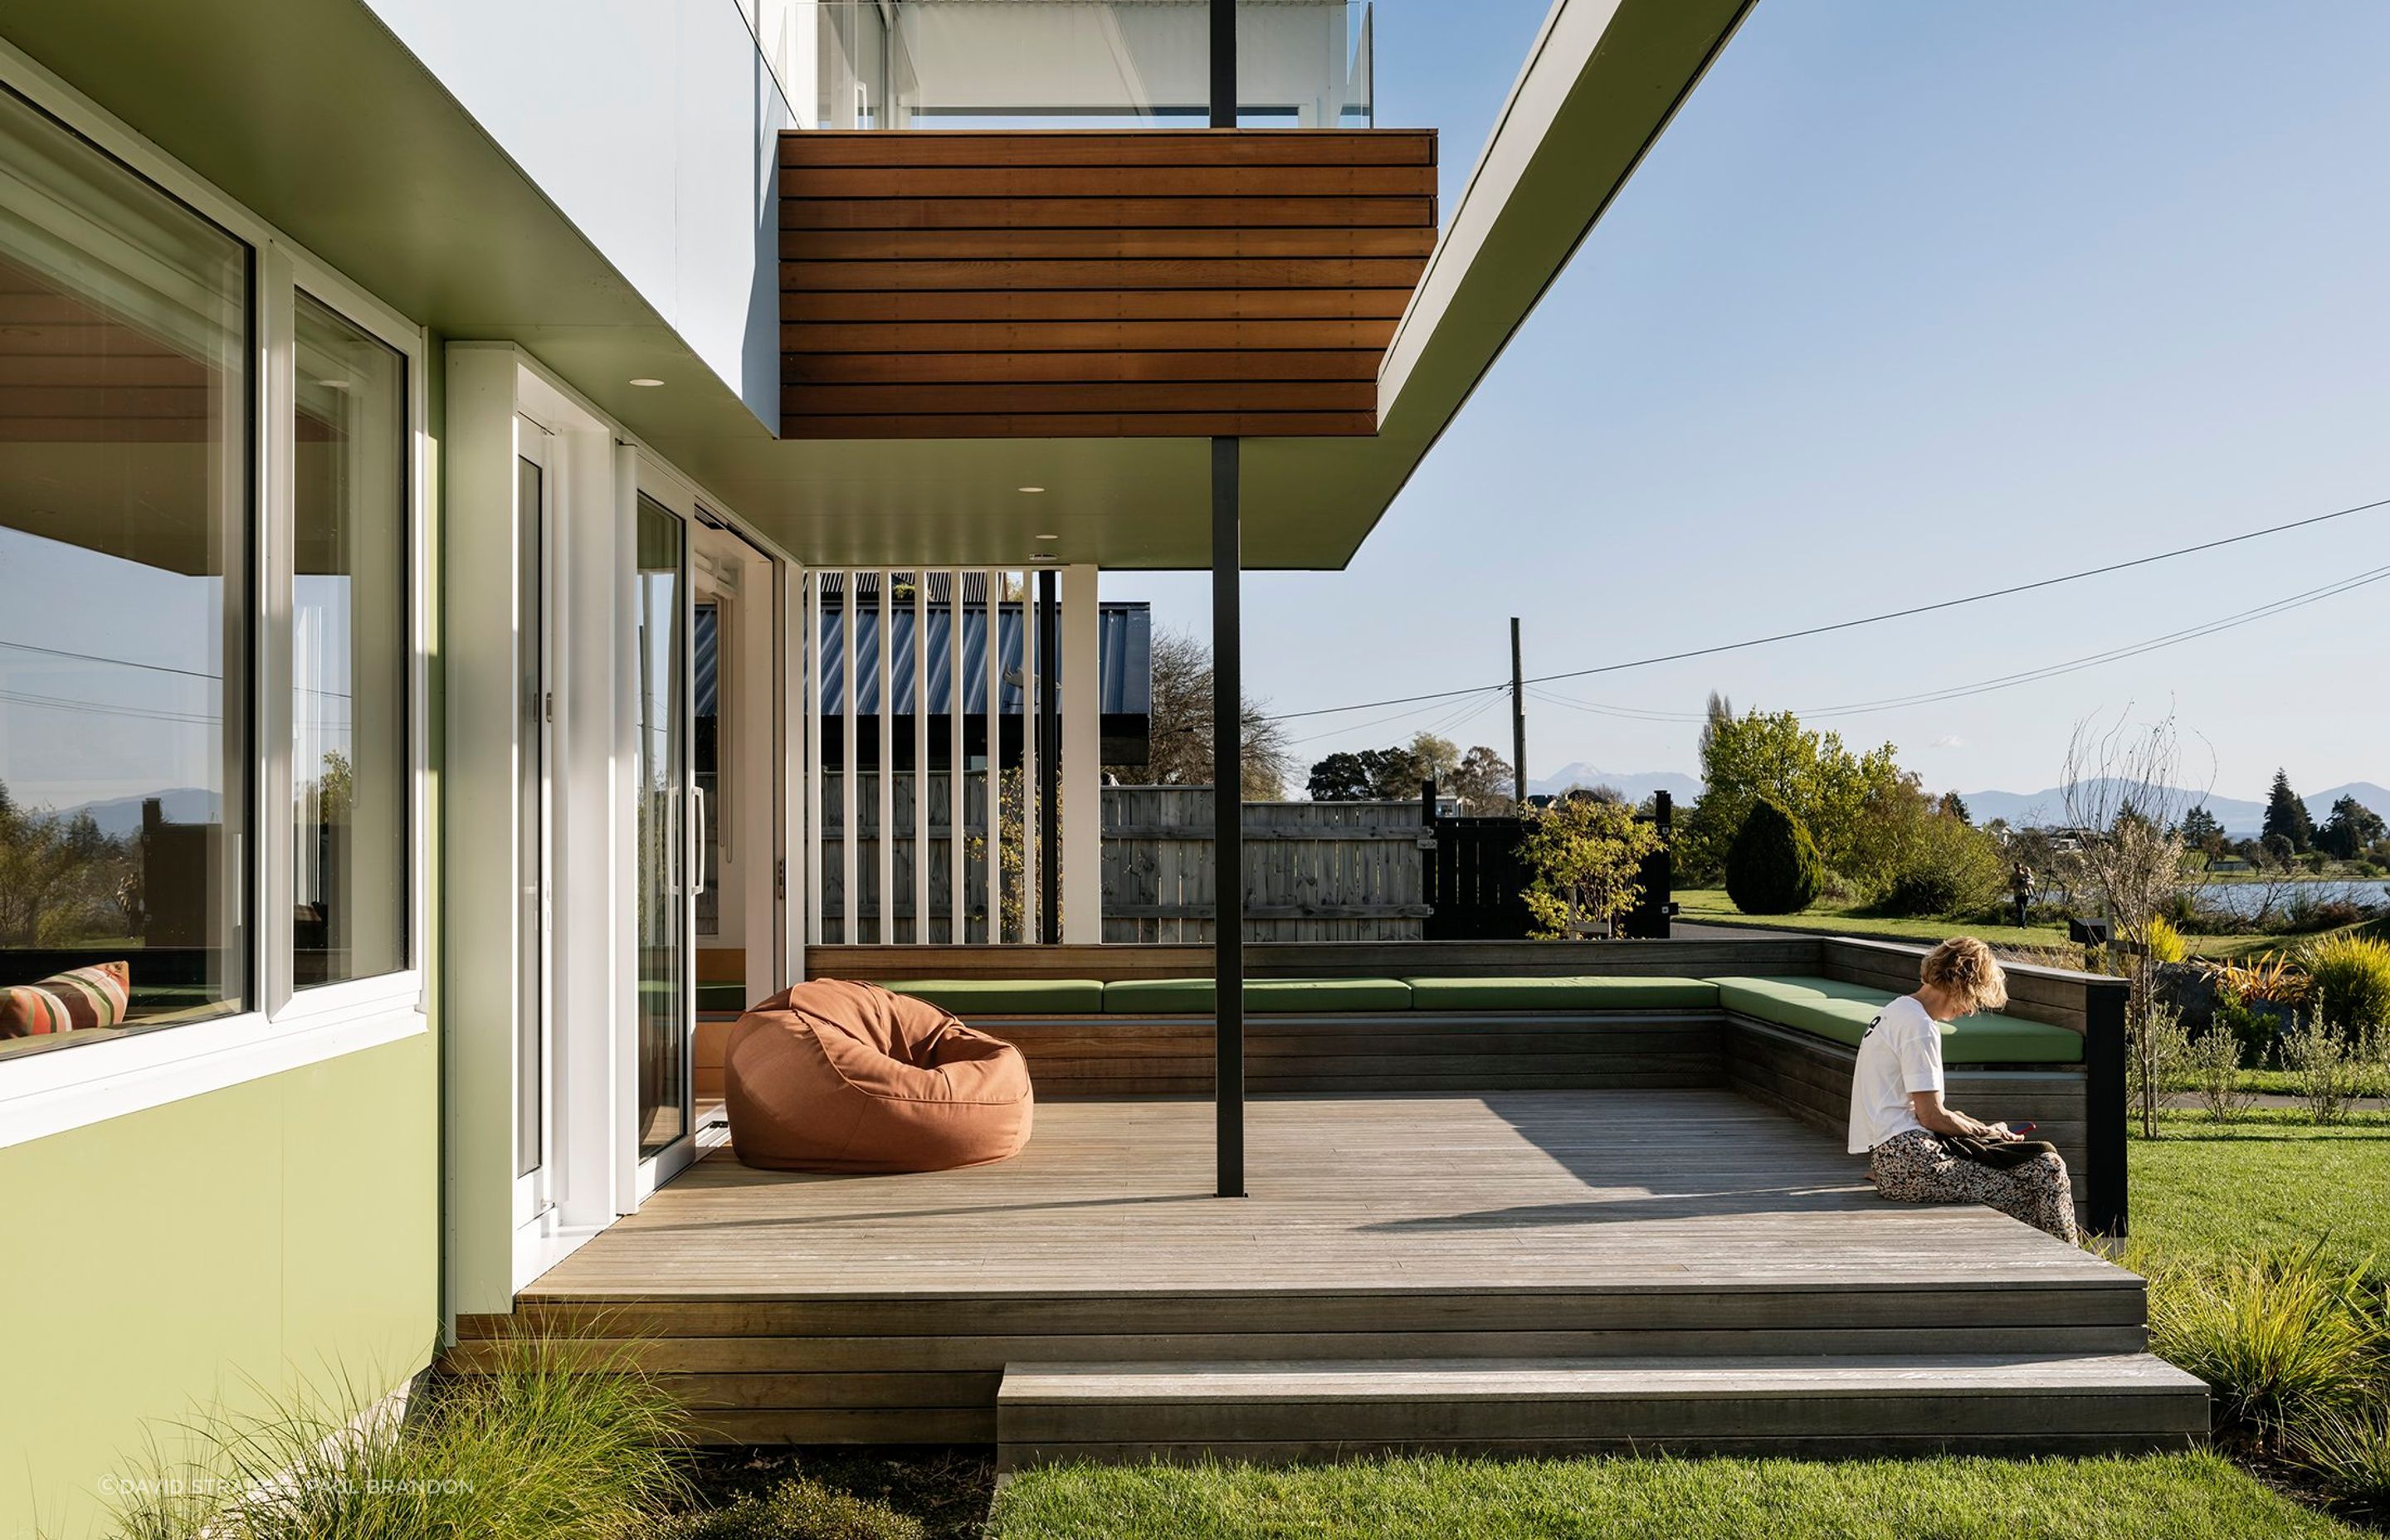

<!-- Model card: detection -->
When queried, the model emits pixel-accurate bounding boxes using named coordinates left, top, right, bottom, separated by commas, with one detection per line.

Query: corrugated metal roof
left=812, top=601, right=1150, bottom=716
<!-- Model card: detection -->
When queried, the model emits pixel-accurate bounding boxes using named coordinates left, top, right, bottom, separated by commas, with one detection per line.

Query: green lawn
left=2129, top=1111, right=2390, bottom=1279
left=987, top=1452, right=2362, bottom=1539
left=1672, top=888, right=2301, bottom=961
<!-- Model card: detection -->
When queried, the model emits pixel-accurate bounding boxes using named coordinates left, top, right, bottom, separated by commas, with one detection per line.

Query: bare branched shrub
left=2062, top=712, right=2199, bottom=1137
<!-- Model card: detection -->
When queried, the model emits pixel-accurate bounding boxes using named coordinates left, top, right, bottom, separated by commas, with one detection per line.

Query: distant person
left=1848, top=937, right=2077, bottom=1242
left=2008, top=862, right=2034, bottom=928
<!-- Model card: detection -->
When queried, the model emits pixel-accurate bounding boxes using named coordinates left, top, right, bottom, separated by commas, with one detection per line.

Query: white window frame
left=0, top=41, right=428, bottom=1150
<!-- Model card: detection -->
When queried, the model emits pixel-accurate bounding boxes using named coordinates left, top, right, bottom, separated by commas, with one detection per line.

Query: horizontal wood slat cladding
left=780, top=129, right=1436, bottom=439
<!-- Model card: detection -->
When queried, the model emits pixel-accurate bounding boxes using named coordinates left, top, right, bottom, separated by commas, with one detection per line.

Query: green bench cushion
left=874, top=978, right=1107, bottom=1015
left=1402, top=976, right=1721, bottom=1012
left=1101, top=977, right=1414, bottom=1014
left=1706, top=975, right=2082, bottom=1065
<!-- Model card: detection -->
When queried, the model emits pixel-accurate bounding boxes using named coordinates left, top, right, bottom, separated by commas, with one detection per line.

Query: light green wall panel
left=0, top=1031, right=438, bottom=1540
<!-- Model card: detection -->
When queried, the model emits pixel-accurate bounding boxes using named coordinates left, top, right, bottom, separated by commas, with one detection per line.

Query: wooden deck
left=476, top=1092, right=2178, bottom=1449
left=526, top=1090, right=2116, bottom=1298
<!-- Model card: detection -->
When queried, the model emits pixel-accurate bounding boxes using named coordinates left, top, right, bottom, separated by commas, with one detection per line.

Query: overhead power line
left=1260, top=491, right=2390, bottom=723
left=1524, top=559, right=2390, bottom=726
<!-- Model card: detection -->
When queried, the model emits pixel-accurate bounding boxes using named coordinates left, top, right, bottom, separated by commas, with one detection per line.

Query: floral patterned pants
left=1868, top=1128, right=2080, bottom=1243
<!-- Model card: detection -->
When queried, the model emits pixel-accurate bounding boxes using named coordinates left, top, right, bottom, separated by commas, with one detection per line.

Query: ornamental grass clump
left=2144, top=1248, right=2383, bottom=1446
left=649, top=1478, right=926, bottom=1540
left=2291, top=1401, right=2390, bottom=1503
left=110, top=1331, right=689, bottom=1540
left=2301, top=933, right=2390, bottom=1038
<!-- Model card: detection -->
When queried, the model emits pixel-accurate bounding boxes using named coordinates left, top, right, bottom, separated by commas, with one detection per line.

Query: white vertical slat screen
left=804, top=571, right=822, bottom=946
left=840, top=572, right=857, bottom=945
left=981, top=567, right=1001, bottom=941
left=1022, top=570, right=1038, bottom=944
left=876, top=572, right=895, bottom=945
left=911, top=573, right=928, bottom=943
left=948, top=567, right=964, bottom=943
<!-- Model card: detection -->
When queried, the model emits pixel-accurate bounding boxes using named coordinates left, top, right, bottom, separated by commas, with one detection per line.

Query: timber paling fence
left=815, top=778, right=1431, bottom=943
left=1100, top=787, right=1429, bottom=943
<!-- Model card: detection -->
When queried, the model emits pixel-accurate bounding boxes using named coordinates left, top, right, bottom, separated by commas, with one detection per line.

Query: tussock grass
left=108, top=1331, right=687, bottom=1540
left=648, top=1476, right=925, bottom=1540
left=986, top=1452, right=2364, bottom=1539
left=2138, top=1247, right=2383, bottom=1440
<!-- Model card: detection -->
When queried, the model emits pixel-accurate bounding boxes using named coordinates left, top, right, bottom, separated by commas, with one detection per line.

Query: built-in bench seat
left=871, top=975, right=1731, bottom=1016
left=865, top=973, right=2077, bottom=1068
left=1706, top=975, right=2082, bottom=1065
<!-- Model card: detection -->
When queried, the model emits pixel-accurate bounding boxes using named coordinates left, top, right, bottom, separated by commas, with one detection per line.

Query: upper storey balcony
left=752, top=0, right=1371, bottom=131
left=764, top=2, right=1425, bottom=441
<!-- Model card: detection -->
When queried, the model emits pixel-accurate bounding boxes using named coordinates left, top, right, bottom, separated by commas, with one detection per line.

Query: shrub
left=2291, top=1401, right=2390, bottom=1502
left=2127, top=1001, right=2190, bottom=1131
left=1724, top=798, right=1823, bottom=915
left=2182, top=1026, right=2253, bottom=1121
left=113, top=1331, right=689, bottom=1540
left=2276, top=1014, right=2373, bottom=1123
left=1871, top=813, right=2004, bottom=919
left=2146, top=1250, right=2382, bottom=1445
left=2146, top=914, right=2188, bottom=963
left=1515, top=794, right=1663, bottom=940
left=2300, top=933, right=2390, bottom=1036
left=653, top=1479, right=927, bottom=1540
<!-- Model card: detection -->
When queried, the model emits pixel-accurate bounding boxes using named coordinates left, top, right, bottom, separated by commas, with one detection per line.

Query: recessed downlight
left=1033, top=533, right=1061, bottom=542
left=1017, top=485, right=1046, bottom=494
left=629, top=377, right=665, bottom=387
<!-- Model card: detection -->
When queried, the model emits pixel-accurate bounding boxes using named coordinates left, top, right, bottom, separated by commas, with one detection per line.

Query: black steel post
left=1510, top=616, right=1528, bottom=807
left=1209, top=0, right=1236, bottom=129
left=1212, top=436, right=1244, bottom=1198
left=2085, top=975, right=2129, bottom=1237
left=1036, top=568, right=1061, bottom=944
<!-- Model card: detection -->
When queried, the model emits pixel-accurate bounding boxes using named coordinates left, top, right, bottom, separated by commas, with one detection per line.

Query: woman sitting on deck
left=1848, top=937, right=2078, bottom=1243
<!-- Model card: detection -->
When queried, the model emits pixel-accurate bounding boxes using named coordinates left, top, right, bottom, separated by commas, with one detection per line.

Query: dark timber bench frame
left=805, top=936, right=2130, bottom=1236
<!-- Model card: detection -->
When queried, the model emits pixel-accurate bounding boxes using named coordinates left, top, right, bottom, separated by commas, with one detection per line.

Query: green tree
left=2263, top=768, right=2314, bottom=854
left=1517, top=794, right=1661, bottom=938
left=1306, top=752, right=1372, bottom=802
left=1724, top=797, right=1825, bottom=915
left=2316, top=796, right=2386, bottom=860
left=1446, top=744, right=1515, bottom=815
left=2178, top=803, right=2227, bottom=855
left=1677, top=705, right=1905, bottom=886
left=1938, top=790, right=1971, bottom=824
left=1405, top=732, right=1461, bottom=787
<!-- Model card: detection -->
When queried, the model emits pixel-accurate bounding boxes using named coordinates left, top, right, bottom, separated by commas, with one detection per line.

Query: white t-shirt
left=1847, top=994, right=1947, bottom=1153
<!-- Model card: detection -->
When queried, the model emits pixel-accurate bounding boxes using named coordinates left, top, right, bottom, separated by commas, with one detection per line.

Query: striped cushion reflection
left=0, top=960, right=132, bottom=1038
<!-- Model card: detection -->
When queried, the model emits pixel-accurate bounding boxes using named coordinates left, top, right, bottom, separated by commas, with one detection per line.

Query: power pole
left=1510, top=616, right=1528, bottom=807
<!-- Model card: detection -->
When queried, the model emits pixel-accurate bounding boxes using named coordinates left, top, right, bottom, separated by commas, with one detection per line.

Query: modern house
left=0, top=2, right=2197, bottom=1533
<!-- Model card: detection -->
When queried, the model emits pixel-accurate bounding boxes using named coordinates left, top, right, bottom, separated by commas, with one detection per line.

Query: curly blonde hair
left=1920, top=936, right=2008, bottom=1015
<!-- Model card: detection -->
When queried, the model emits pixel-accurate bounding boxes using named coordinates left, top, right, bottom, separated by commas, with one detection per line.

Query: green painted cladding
left=0, top=1032, right=440, bottom=1539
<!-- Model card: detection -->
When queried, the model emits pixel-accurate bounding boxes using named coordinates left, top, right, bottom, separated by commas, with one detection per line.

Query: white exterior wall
left=365, top=0, right=793, bottom=426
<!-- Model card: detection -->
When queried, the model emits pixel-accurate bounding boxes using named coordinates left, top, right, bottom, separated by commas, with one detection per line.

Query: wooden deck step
left=996, top=1353, right=2209, bottom=1466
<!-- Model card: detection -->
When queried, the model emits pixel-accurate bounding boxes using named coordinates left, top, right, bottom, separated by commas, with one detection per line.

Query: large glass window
left=0, top=85, right=249, bottom=1055
left=292, top=294, right=407, bottom=987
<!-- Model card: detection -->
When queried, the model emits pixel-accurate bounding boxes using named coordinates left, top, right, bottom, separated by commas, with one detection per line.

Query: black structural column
left=1210, top=0, right=1244, bottom=1199
left=1212, top=436, right=1244, bottom=1198
left=1036, top=568, right=1061, bottom=944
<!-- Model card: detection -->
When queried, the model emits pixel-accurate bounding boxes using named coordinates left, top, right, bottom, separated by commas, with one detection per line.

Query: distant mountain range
left=55, top=787, right=221, bottom=836
left=1522, top=767, right=2388, bottom=838
left=1956, top=782, right=2390, bottom=839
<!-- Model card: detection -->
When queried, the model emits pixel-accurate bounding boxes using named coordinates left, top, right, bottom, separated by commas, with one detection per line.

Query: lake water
left=2188, top=880, right=2390, bottom=919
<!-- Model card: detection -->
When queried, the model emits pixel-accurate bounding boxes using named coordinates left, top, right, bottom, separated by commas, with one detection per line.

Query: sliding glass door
left=633, top=494, right=691, bottom=1165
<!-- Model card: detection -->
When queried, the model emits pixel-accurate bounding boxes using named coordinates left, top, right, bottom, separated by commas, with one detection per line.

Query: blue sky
left=1129, top=1, right=2390, bottom=801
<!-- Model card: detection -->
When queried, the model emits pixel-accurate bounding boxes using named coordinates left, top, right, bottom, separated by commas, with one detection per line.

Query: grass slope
left=988, top=1453, right=2362, bottom=1539
left=1673, top=888, right=2301, bottom=960
left=2130, top=1113, right=2390, bottom=1279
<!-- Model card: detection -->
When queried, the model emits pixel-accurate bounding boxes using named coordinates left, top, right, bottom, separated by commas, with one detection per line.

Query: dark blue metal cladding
left=816, top=601, right=1150, bottom=715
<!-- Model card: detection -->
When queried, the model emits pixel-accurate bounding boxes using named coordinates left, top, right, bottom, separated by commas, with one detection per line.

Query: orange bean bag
left=724, top=979, right=1033, bottom=1172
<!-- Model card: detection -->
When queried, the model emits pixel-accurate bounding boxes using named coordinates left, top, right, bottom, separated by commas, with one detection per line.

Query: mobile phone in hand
left=2011, top=1121, right=2037, bottom=1136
